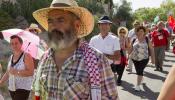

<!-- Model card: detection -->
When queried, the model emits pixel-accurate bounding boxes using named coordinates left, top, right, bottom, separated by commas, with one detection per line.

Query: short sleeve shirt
left=151, top=29, right=169, bottom=47
left=89, top=33, right=120, bottom=64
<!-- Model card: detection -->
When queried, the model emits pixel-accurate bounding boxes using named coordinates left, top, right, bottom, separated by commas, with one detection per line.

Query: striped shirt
left=32, top=43, right=119, bottom=100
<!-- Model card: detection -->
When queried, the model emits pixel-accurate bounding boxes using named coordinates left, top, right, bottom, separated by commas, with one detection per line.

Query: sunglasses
left=119, top=31, right=126, bottom=34
left=29, top=29, right=37, bottom=32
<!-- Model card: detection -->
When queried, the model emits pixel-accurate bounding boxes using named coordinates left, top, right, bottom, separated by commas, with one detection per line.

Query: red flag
left=168, top=15, right=175, bottom=28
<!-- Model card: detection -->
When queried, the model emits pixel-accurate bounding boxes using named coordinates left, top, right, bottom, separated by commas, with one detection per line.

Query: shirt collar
left=99, top=32, right=112, bottom=39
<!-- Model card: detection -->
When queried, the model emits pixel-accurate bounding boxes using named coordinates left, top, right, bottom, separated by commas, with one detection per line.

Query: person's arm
left=0, top=70, right=9, bottom=85
left=127, top=40, right=133, bottom=55
left=125, top=37, right=131, bottom=50
left=157, top=65, right=175, bottom=100
left=105, top=50, right=120, bottom=60
left=148, top=39, right=155, bottom=64
left=9, top=53, right=34, bottom=77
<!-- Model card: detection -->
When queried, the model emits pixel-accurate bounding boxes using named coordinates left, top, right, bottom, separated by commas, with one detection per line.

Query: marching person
left=89, top=15, right=121, bottom=84
left=32, top=0, right=119, bottom=100
left=128, top=26, right=154, bottom=91
left=0, top=35, right=34, bottom=100
left=127, top=20, right=140, bottom=72
left=113, top=26, right=129, bottom=85
left=151, top=21, right=170, bottom=71
left=27, top=23, right=48, bottom=51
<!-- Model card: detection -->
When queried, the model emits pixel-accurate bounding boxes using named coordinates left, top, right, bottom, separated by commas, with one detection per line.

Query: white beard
left=49, top=36, right=77, bottom=50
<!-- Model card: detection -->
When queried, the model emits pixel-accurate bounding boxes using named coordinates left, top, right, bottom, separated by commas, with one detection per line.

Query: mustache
left=48, top=29, right=64, bottom=40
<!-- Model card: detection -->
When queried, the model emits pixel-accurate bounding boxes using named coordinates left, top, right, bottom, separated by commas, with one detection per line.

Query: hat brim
left=98, top=20, right=112, bottom=24
left=33, top=7, right=94, bottom=38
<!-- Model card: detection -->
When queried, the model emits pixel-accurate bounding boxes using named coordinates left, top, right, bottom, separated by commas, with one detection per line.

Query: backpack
left=132, top=36, right=150, bottom=56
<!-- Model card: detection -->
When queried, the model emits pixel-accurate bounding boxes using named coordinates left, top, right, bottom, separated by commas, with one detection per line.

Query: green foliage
left=1, top=0, right=52, bottom=23
left=113, top=0, right=133, bottom=29
left=76, top=0, right=104, bottom=15
left=133, top=0, right=175, bottom=23
left=133, top=8, right=163, bottom=22
left=1, top=1, right=20, bottom=18
left=15, top=0, right=52, bottom=22
left=161, top=0, right=175, bottom=17
left=0, top=9, right=15, bottom=30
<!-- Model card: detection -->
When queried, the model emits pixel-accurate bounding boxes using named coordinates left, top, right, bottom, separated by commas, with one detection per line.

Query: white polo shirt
left=89, top=32, right=120, bottom=64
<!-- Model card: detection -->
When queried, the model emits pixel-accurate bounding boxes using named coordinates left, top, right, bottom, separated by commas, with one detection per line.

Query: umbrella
left=0, top=28, right=44, bottom=59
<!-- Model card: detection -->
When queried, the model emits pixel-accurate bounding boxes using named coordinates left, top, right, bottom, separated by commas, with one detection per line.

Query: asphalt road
left=117, top=51, right=175, bottom=100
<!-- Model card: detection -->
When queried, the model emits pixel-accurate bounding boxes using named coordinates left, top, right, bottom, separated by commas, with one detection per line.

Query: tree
left=1, top=0, right=52, bottom=23
left=16, top=0, right=52, bottom=22
left=133, top=0, right=175, bottom=24
left=76, top=0, right=104, bottom=15
left=113, top=0, right=133, bottom=29
left=161, top=0, right=175, bottom=16
left=133, top=8, right=164, bottom=22
left=0, top=1, right=20, bottom=18
left=0, top=9, right=15, bottom=30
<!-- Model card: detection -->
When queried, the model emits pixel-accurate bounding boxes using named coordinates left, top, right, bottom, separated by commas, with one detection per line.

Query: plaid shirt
left=32, top=43, right=119, bottom=100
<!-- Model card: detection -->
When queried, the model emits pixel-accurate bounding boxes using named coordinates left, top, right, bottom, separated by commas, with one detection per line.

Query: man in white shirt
left=126, top=20, right=140, bottom=72
left=89, top=15, right=121, bottom=82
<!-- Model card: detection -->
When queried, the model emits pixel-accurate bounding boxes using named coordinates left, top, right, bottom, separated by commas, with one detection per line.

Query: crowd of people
left=0, top=0, right=175, bottom=100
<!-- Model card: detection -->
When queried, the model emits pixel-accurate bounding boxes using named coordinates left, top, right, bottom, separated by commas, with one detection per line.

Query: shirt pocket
left=64, top=76, right=90, bottom=99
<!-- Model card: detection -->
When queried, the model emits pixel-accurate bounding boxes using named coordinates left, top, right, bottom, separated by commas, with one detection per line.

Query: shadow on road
left=164, top=59, right=175, bottom=63
left=165, top=54, right=175, bottom=58
left=120, top=81, right=159, bottom=100
left=144, top=71, right=166, bottom=81
left=163, top=64, right=172, bottom=68
left=142, top=84, right=159, bottom=100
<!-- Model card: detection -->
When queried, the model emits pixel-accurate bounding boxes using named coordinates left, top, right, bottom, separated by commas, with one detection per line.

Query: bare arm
left=0, top=71, right=9, bottom=85
left=148, top=39, right=155, bottom=64
left=105, top=50, right=121, bottom=60
left=9, top=53, right=34, bottom=77
left=127, top=41, right=133, bottom=55
left=157, top=65, right=175, bottom=100
left=125, top=37, right=131, bottom=51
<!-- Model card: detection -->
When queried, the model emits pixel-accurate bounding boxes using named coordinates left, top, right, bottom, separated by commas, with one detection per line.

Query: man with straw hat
left=32, top=0, right=119, bottom=100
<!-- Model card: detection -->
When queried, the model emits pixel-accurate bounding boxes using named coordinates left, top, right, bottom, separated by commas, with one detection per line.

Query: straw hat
left=98, top=16, right=112, bottom=24
left=28, top=23, right=41, bottom=33
left=33, top=0, right=94, bottom=38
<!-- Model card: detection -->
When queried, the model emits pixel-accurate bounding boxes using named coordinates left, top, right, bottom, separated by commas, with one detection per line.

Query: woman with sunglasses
left=113, top=27, right=129, bottom=86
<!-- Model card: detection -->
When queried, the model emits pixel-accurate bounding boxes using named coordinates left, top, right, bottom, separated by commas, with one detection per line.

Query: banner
left=154, top=16, right=159, bottom=24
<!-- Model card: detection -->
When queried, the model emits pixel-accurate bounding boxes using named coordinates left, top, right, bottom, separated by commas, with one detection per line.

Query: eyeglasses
left=119, top=31, right=126, bottom=34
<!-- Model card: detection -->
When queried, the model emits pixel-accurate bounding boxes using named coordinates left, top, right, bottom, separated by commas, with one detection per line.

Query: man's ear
left=74, top=20, right=81, bottom=35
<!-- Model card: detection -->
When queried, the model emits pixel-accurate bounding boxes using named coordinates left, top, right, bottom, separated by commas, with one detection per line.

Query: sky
left=113, top=0, right=166, bottom=11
